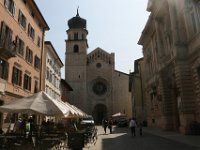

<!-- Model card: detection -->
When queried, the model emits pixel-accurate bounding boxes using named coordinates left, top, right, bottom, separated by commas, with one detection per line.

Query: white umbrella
left=71, top=105, right=87, bottom=117
left=112, top=112, right=127, bottom=118
left=56, top=100, right=78, bottom=117
left=0, top=91, right=70, bottom=116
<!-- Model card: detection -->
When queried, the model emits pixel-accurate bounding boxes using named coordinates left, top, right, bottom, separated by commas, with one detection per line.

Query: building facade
left=60, top=79, right=73, bottom=103
left=65, top=11, right=132, bottom=123
left=138, top=0, right=200, bottom=133
left=0, top=0, right=49, bottom=128
left=42, top=41, right=63, bottom=100
left=130, top=58, right=147, bottom=125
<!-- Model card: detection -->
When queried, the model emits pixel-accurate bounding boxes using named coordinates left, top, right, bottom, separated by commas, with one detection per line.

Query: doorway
left=92, top=104, right=107, bottom=124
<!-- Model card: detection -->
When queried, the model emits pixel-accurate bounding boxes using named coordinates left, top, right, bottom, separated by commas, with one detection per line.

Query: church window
left=96, top=63, right=101, bottom=68
left=73, top=45, right=79, bottom=53
left=185, top=1, right=200, bottom=37
left=92, top=81, right=107, bottom=96
left=82, top=34, right=85, bottom=40
left=74, top=32, right=78, bottom=40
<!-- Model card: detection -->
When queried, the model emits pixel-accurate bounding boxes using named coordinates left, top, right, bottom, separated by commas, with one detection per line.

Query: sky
left=34, top=0, right=150, bottom=77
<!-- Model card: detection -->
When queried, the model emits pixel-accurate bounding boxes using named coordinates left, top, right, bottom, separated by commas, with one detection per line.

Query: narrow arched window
left=73, top=45, right=79, bottom=53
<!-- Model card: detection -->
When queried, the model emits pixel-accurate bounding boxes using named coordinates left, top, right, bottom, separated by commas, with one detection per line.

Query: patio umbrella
left=112, top=112, right=127, bottom=118
left=71, top=105, right=88, bottom=117
left=0, top=91, right=70, bottom=116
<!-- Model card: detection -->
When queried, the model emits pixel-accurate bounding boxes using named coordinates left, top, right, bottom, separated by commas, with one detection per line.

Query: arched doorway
left=92, top=104, right=107, bottom=124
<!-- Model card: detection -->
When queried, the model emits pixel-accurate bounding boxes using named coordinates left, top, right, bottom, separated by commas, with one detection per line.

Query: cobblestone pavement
left=1, top=126, right=199, bottom=150
left=81, top=126, right=200, bottom=150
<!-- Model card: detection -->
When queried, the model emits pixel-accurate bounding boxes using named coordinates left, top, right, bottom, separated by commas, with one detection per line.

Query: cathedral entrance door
left=93, top=104, right=107, bottom=124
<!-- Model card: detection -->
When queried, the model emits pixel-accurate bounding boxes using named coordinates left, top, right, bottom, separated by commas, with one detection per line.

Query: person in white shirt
left=129, top=117, right=137, bottom=136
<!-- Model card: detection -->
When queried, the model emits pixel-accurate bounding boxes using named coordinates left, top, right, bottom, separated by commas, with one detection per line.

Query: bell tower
left=65, top=9, right=88, bottom=111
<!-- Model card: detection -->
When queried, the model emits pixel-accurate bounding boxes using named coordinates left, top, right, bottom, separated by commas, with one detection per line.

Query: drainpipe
left=40, top=29, right=45, bottom=92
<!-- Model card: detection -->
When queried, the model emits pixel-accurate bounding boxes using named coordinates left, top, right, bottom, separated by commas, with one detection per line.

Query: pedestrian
left=108, top=119, right=113, bottom=134
left=139, top=122, right=143, bottom=136
left=14, top=117, right=22, bottom=133
left=129, top=117, right=137, bottom=137
left=28, top=116, right=34, bottom=137
left=102, top=119, right=108, bottom=134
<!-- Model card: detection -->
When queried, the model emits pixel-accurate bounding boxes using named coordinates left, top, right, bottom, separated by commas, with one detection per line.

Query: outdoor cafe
left=0, top=91, right=97, bottom=149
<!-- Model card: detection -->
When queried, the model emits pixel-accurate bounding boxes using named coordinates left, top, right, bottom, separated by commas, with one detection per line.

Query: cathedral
left=65, top=11, right=132, bottom=123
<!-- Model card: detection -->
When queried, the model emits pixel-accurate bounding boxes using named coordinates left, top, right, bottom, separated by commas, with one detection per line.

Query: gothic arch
left=92, top=103, right=107, bottom=124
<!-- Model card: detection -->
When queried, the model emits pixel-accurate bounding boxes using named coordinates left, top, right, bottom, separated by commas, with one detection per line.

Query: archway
left=92, top=104, right=107, bottom=124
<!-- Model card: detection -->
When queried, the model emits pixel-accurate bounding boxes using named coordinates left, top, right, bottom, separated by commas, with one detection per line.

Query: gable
left=87, top=47, right=114, bottom=65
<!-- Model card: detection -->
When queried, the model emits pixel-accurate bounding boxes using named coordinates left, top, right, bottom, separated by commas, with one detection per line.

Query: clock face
left=92, top=81, right=107, bottom=96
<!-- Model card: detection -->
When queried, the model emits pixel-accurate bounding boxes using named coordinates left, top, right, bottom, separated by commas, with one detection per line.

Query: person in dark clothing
left=108, top=119, right=113, bottom=134
left=28, top=116, right=34, bottom=137
left=102, top=119, right=108, bottom=134
left=139, top=123, right=143, bottom=136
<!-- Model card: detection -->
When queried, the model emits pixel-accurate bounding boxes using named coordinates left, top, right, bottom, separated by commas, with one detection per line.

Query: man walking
left=129, top=117, right=137, bottom=137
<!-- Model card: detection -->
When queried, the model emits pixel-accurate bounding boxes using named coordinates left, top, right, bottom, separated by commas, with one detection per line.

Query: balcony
left=0, top=40, right=16, bottom=60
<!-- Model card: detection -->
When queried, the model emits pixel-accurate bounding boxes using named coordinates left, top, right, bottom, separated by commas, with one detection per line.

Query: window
left=34, top=80, right=39, bottom=93
left=73, top=45, right=79, bottom=53
left=191, top=12, right=197, bottom=33
left=96, top=63, right=102, bottom=68
left=28, top=24, right=35, bottom=40
left=82, top=34, right=85, bottom=40
left=4, top=0, right=15, bottom=15
left=37, top=36, right=40, bottom=47
left=68, top=34, right=71, bottom=40
left=92, top=81, right=107, bottom=96
left=0, top=59, right=9, bottom=80
left=74, top=33, right=78, bottom=40
left=16, top=36, right=24, bottom=56
left=23, top=0, right=27, bottom=4
left=12, top=67, right=22, bottom=86
left=186, top=1, right=200, bottom=36
left=18, top=10, right=26, bottom=29
left=25, top=47, right=33, bottom=64
left=46, top=68, right=49, bottom=80
left=49, top=71, right=52, bottom=83
left=0, top=22, right=13, bottom=49
left=34, top=55, right=40, bottom=69
left=23, top=74, right=31, bottom=91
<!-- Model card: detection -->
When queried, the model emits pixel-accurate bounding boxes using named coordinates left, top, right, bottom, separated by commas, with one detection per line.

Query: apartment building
left=0, top=0, right=49, bottom=128
left=138, top=0, right=200, bottom=134
left=42, top=41, right=63, bottom=100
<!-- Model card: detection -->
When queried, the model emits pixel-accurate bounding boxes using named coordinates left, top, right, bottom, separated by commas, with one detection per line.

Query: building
left=65, top=11, right=132, bottom=123
left=41, top=41, right=63, bottom=100
left=129, top=58, right=147, bottom=125
left=0, top=0, right=49, bottom=128
left=60, top=79, right=73, bottom=103
left=138, top=0, right=200, bottom=134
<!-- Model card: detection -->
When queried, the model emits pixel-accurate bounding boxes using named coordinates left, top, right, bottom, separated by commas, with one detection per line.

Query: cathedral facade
left=65, top=11, right=132, bottom=123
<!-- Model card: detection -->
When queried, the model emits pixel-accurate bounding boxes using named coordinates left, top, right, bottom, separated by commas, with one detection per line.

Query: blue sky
left=35, top=0, right=149, bottom=77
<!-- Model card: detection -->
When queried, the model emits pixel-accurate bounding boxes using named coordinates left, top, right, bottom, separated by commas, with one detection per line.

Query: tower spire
left=76, top=6, right=79, bottom=17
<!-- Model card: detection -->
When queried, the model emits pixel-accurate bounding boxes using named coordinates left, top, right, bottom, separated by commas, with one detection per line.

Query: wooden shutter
left=0, top=22, right=6, bottom=47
